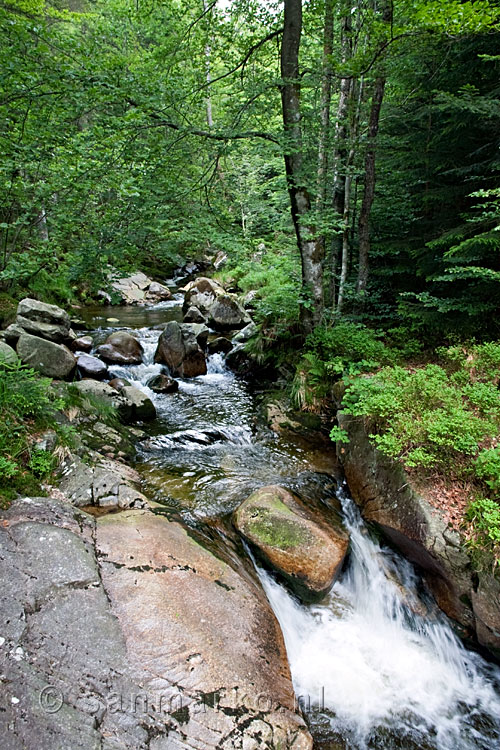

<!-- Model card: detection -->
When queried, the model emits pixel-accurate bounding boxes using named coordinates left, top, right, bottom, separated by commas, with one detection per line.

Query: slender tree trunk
left=356, top=1, right=393, bottom=295
left=356, top=75, right=386, bottom=295
left=336, top=160, right=352, bottom=314
left=328, top=12, right=352, bottom=307
left=281, top=0, right=324, bottom=332
left=316, top=0, right=334, bottom=212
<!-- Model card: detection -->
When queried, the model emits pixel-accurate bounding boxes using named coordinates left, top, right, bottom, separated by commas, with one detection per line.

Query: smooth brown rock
left=96, top=510, right=312, bottom=749
left=234, top=485, right=349, bottom=601
left=154, top=321, right=206, bottom=378
left=96, top=331, right=143, bottom=365
left=76, top=354, right=108, bottom=380
left=71, top=335, right=93, bottom=352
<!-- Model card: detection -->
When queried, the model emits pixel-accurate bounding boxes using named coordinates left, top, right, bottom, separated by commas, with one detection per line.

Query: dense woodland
left=1, top=0, right=500, bottom=563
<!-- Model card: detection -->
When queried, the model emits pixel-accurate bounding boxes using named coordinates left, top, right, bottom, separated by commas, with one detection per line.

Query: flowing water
left=83, top=298, right=500, bottom=749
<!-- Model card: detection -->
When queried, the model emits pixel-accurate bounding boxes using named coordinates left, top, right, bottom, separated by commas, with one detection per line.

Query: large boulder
left=181, top=321, right=210, bottom=349
left=182, top=276, right=225, bottom=317
left=154, top=320, right=207, bottom=378
left=208, top=293, right=251, bottom=331
left=337, top=412, right=500, bottom=659
left=95, top=331, right=143, bottom=365
left=15, top=298, right=71, bottom=343
left=97, top=509, right=312, bottom=749
left=234, top=485, right=349, bottom=602
left=76, top=354, right=108, bottom=380
left=183, top=305, right=207, bottom=324
left=17, top=333, right=76, bottom=379
left=0, top=341, right=17, bottom=366
left=111, top=271, right=150, bottom=303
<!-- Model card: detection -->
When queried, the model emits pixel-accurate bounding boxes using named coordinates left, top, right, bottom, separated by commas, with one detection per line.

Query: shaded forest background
left=1, top=0, right=499, bottom=339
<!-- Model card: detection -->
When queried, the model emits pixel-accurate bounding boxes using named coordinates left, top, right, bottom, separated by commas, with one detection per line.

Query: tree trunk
left=316, top=0, right=334, bottom=212
left=356, top=75, right=386, bottom=295
left=356, top=1, right=393, bottom=296
left=281, top=0, right=324, bottom=332
left=328, top=13, right=352, bottom=307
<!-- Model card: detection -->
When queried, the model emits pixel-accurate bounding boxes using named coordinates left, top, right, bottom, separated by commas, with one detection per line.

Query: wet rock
left=183, top=305, right=207, bottom=324
left=337, top=413, right=500, bottom=657
left=0, top=341, right=17, bottom=365
left=225, top=342, right=249, bottom=372
left=70, top=318, right=87, bottom=330
left=96, top=331, right=143, bottom=365
left=208, top=293, right=252, bottom=332
left=471, top=574, right=500, bottom=660
left=17, top=333, right=76, bottom=379
left=76, top=354, right=108, bottom=380
left=108, top=377, right=131, bottom=391
left=71, top=335, right=93, bottom=353
left=233, top=321, right=258, bottom=343
left=208, top=336, right=233, bottom=355
left=234, top=485, right=349, bottom=602
left=97, top=509, right=313, bottom=749
left=15, top=298, right=71, bottom=343
left=146, top=281, right=172, bottom=302
left=147, top=373, right=179, bottom=393
left=181, top=321, right=210, bottom=349
left=154, top=320, right=207, bottom=378
left=121, top=385, right=156, bottom=422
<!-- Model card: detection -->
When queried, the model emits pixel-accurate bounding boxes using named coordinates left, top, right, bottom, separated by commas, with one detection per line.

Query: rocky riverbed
left=1, top=270, right=500, bottom=749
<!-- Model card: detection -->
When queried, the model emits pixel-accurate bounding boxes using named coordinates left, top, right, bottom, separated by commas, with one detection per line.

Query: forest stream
left=80, top=290, right=500, bottom=750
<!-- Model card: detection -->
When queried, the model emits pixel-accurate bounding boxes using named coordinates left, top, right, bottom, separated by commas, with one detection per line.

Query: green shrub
left=474, top=448, right=500, bottom=498
left=0, top=359, right=66, bottom=504
left=341, top=361, right=499, bottom=471
left=292, top=322, right=392, bottom=410
left=464, top=496, right=500, bottom=571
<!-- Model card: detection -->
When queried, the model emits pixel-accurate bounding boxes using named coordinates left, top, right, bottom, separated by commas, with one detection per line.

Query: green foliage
left=0, top=358, right=67, bottom=503
left=474, top=448, right=500, bottom=498
left=341, top=344, right=500, bottom=472
left=329, top=425, right=350, bottom=444
left=28, top=449, right=55, bottom=479
left=464, top=496, right=500, bottom=571
left=291, top=322, right=392, bottom=409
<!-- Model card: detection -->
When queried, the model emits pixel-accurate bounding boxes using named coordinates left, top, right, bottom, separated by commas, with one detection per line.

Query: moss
left=246, top=512, right=308, bottom=549
left=0, top=292, right=17, bottom=327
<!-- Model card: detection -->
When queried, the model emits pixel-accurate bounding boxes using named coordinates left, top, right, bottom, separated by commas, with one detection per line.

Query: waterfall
left=254, top=484, right=500, bottom=749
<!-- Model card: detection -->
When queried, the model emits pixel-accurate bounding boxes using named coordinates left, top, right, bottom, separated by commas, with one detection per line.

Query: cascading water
left=84, top=302, right=500, bottom=748
left=254, top=484, right=500, bottom=749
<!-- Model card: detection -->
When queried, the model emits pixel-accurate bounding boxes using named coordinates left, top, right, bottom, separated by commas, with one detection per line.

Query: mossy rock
left=234, top=485, right=349, bottom=602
